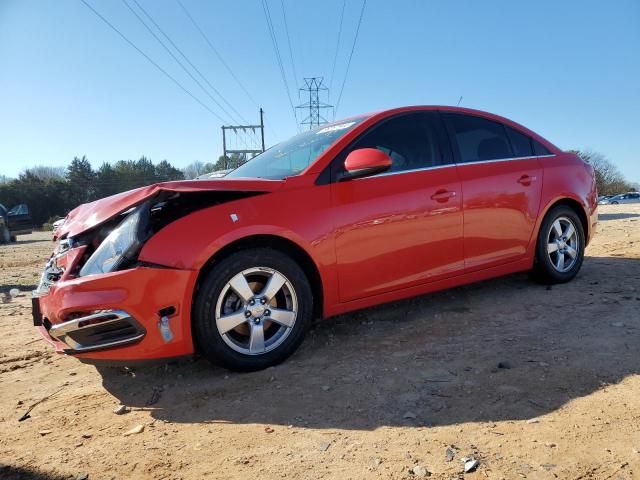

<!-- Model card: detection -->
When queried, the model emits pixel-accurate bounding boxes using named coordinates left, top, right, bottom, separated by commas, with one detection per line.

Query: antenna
left=457, top=96, right=463, bottom=107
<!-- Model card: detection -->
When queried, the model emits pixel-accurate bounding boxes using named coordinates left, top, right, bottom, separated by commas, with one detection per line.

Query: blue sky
left=1, top=0, right=638, bottom=181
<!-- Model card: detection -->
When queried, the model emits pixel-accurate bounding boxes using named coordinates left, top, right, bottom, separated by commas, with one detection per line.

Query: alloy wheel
left=546, top=216, right=580, bottom=273
left=215, top=267, right=298, bottom=355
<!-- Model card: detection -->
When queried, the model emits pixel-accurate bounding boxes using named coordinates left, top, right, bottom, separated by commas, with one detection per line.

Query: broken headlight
left=79, top=204, right=149, bottom=277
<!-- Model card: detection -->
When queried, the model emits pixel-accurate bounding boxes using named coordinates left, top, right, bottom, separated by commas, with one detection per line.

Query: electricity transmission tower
left=296, top=77, right=333, bottom=130
left=222, top=108, right=266, bottom=168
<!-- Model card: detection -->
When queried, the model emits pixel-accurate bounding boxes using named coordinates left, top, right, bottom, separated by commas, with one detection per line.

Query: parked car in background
left=32, top=106, right=598, bottom=371
left=598, top=192, right=640, bottom=205
left=0, top=203, right=33, bottom=243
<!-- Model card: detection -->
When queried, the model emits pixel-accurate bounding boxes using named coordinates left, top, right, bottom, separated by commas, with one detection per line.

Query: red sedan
left=33, top=106, right=598, bottom=371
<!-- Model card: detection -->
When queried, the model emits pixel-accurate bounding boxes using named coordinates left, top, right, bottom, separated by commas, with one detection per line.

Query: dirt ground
left=1, top=204, right=639, bottom=480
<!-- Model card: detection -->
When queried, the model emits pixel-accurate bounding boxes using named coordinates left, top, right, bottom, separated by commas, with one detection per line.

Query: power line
left=280, top=0, right=298, bottom=91
left=130, top=0, right=250, bottom=125
left=79, top=0, right=226, bottom=122
left=328, top=0, right=346, bottom=100
left=123, top=2, right=255, bottom=156
left=121, top=0, right=238, bottom=125
left=334, top=0, right=367, bottom=118
left=261, top=0, right=297, bottom=126
left=175, top=0, right=259, bottom=108
left=175, top=0, right=280, bottom=142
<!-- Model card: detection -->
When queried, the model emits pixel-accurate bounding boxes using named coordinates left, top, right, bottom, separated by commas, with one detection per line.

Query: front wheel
left=532, top=205, right=585, bottom=284
left=193, top=248, right=313, bottom=372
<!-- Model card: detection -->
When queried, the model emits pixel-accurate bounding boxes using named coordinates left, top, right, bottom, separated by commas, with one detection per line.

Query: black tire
left=10, top=235, right=17, bottom=243
left=611, top=201, right=619, bottom=205
left=531, top=205, right=585, bottom=284
left=193, top=248, right=313, bottom=372
left=0, top=225, right=10, bottom=244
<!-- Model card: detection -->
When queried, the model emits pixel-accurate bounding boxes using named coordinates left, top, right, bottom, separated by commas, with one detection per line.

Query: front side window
left=341, top=112, right=446, bottom=175
left=445, top=113, right=513, bottom=163
left=226, top=117, right=367, bottom=180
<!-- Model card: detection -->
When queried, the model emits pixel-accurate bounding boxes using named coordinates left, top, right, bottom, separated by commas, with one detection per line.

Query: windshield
left=226, top=117, right=367, bottom=180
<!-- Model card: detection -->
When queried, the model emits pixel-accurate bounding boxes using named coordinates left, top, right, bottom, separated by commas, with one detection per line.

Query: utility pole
left=296, top=77, right=333, bottom=130
left=221, top=109, right=266, bottom=169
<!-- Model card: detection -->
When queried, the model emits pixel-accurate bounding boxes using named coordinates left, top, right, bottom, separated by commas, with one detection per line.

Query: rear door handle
left=430, top=190, right=457, bottom=202
left=517, top=174, right=537, bottom=186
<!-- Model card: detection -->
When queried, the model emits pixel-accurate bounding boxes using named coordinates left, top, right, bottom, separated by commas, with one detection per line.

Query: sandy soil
left=1, top=204, right=639, bottom=480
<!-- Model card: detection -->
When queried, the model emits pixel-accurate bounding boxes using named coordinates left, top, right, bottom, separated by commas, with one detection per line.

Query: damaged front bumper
left=32, top=248, right=198, bottom=362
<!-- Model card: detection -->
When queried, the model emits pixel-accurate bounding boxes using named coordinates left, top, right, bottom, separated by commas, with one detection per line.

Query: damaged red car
left=33, top=106, right=598, bottom=371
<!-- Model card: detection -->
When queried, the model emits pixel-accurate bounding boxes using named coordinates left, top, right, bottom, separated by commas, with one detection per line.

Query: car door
left=328, top=111, right=464, bottom=303
left=443, top=113, right=543, bottom=272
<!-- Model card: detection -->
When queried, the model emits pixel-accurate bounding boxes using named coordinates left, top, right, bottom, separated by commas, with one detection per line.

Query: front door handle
left=430, top=190, right=457, bottom=202
left=517, top=174, right=537, bottom=186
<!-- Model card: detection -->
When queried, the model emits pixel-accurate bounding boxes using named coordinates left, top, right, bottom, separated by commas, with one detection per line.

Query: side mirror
left=340, top=148, right=392, bottom=181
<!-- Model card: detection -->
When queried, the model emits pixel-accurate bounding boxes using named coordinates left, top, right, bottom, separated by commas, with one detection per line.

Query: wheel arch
left=538, top=197, right=590, bottom=245
left=193, top=234, right=324, bottom=320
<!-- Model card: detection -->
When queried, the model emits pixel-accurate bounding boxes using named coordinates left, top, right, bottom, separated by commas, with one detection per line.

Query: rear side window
left=444, top=114, right=513, bottom=163
left=505, top=126, right=534, bottom=157
left=532, top=139, right=552, bottom=156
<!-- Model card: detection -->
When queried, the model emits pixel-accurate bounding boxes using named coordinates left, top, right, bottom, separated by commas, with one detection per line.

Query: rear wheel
left=532, top=205, right=585, bottom=284
left=193, top=248, right=313, bottom=371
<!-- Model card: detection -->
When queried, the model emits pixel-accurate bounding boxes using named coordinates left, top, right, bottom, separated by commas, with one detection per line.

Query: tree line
left=572, top=150, right=637, bottom=196
left=0, top=154, right=245, bottom=227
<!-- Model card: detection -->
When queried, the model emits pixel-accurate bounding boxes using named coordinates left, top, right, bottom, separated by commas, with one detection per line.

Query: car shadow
left=0, top=465, right=68, bottom=480
left=598, top=212, right=640, bottom=221
left=98, top=256, right=640, bottom=430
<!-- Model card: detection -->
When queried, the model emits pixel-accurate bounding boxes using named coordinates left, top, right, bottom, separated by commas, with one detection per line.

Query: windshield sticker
left=316, top=121, right=356, bottom=135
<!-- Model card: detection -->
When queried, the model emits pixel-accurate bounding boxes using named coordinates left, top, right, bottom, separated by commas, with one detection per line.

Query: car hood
left=56, top=178, right=283, bottom=238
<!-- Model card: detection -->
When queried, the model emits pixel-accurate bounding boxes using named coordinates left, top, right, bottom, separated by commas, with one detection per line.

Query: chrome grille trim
left=48, top=310, right=145, bottom=352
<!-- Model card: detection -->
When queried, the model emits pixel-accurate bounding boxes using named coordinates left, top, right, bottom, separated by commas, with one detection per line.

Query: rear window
left=505, top=125, right=534, bottom=157
left=445, top=113, right=513, bottom=163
